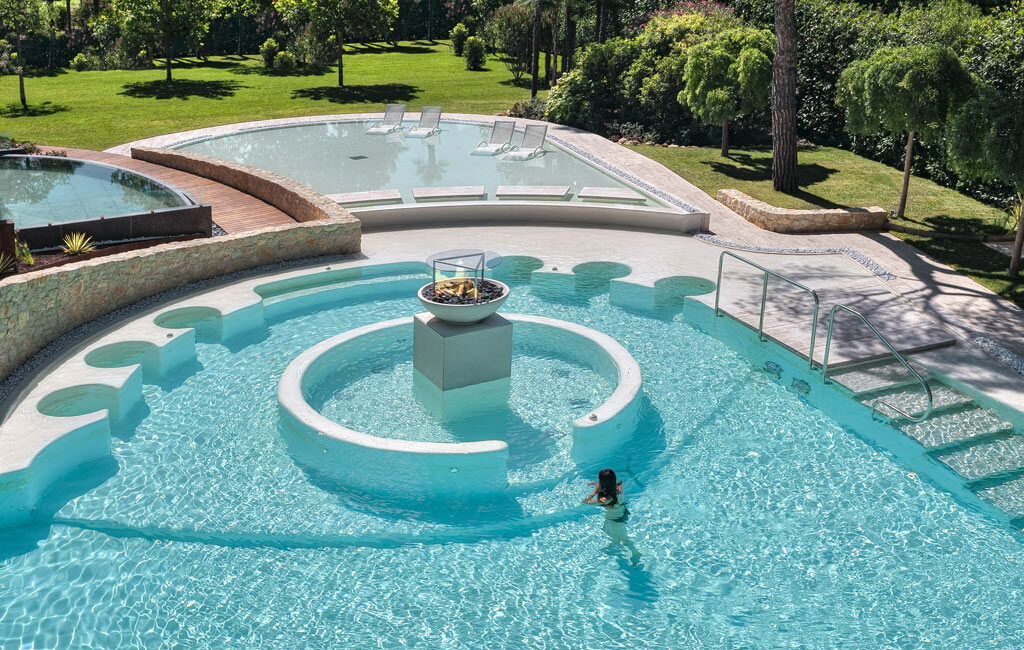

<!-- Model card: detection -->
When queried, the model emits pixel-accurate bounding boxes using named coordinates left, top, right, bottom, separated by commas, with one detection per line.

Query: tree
left=489, top=3, right=531, bottom=84
left=680, top=27, right=774, bottom=157
left=771, top=0, right=797, bottom=192
left=947, top=86, right=1024, bottom=274
left=275, top=0, right=397, bottom=86
left=837, top=45, right=974, bottom=219
left=114, top=0, right=216, bottom=81
left=0, top=0, right=43, bottom=109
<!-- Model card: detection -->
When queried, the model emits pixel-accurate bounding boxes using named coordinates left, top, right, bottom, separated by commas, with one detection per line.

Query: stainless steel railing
left=821, top=304, right=933, bottom=422
left=714, top=251, right=821, bottom=370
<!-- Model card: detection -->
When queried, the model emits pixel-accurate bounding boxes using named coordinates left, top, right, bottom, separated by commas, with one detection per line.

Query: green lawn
left=634, top=144, right=1023, bottom=307
left=0, top=41, right=537, bottom=151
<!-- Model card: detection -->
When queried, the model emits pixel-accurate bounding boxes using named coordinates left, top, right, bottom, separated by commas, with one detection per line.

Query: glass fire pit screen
left=427, top=249, right=503, bottom=304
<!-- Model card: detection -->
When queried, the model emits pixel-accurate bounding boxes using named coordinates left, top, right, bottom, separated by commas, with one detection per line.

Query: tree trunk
left=544, top=49, right=550, bottom=88
left=551, top=11, right=558, bottom=85
left=721, top=121, right=729, bottom=157
left=530, top=3, right=541, bottom=98
left=1010, top=203, right=1024, bottom=276
left=337, top=28, right=344, bottom=86
left=65, top=0, right=72, bottom=34
left=895, top=131, right=915, bottom=219
left=562, top=5, right=575, bottom=73
left=165, top=33, right=172, bottom=81
left=427, top=0, right=433, bottom=40
left=236, top=13, right=243, bottom=56
left=771, top=0, right=798, bottom=193
left=596, top=0, right=606, bottom=42
left=16, top=35, right=26, bottom=109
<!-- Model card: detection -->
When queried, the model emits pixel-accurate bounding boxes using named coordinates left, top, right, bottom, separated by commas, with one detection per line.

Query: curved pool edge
left=277, top=313, right=643, bottom=498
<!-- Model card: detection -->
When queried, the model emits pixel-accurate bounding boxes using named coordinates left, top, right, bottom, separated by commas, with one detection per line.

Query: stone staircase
left=829, top=359, right=1024, bottom=524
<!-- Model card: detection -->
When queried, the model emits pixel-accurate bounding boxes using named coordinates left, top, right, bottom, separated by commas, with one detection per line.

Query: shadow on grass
left=292, top=83, right=419, bottom=104
left=703, top=151, right=842, bottom=208
left=897, top=213, right=1010, bottom=236
left=347, top=43, right=435, bottom=55
left=229, top=64, right=327, bottom=77
left=498, top=77, right=533, bottom=88
left=0, top=101, right=68, bottom=117
left=119, top=79, right=245, bottom=100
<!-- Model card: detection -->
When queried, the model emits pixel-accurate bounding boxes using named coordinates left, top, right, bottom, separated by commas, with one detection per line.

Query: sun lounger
left=367, top=104, right=405, bottom=134
left=472, top=120, right=516, bottom=156
left=504, top=124, right=548, bottom=160
left=407, top=106, right=442, bottom=137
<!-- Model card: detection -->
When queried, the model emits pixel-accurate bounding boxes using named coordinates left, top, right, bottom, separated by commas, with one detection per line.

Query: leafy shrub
left=62, top=233, right=96, bottom=256
left=545, top=38, right=641, bottom=133
left=507, top=97, right=547, bottom=120
left=487, top=4, right=532, bottom=83
left=70, top=53, right=90, bottom=71
left=450, top=23, right=470, bottom=56
left=260, top=38, right=279, bottom=68
left=274, top=50, right=298, bottom=73
left=0, top=252, right=14, bottom=275
left=464, top=36, right=486, bottom=70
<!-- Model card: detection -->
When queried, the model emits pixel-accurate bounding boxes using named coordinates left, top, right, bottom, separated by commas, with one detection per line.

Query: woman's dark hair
left=597, top=468, right=618, bottom=506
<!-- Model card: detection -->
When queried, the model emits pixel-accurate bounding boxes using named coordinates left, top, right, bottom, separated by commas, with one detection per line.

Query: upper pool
left=172, top=120, right=667, bottom=207
left=0, top=155, right=188, bottom=229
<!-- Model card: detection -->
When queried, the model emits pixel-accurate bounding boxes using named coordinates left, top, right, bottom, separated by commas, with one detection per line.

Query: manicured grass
left=633, top=144, right=1011, bottom=234
left=0, top=41, right=537, bottom=151
left=635, top=144, right=1024, bottom=307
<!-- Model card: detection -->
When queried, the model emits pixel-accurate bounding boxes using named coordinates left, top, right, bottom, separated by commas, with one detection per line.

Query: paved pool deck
left=108, top=113, right=1024, bottom=391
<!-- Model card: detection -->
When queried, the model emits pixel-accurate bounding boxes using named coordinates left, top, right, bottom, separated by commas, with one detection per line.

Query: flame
left=435, top=278, right=480, bottom=299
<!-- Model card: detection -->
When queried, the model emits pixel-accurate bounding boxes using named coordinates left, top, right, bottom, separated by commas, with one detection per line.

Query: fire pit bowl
left=418, top=279, right=510, bottom=324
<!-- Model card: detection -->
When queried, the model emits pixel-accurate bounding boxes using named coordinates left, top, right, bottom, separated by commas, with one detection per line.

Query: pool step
left=977, top=477, right=1024, bottom=521
left=934, top=433, right=1024, bottom=482
left=898, top=406, right=1013, bottom=450
left=860, top=383, right=973, bottom=420
left=828, top=360, right=931, bottom=396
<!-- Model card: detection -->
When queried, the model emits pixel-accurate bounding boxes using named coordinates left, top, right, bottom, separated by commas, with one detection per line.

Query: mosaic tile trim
left=972, top=336, right=1024, bottom=376
left=157, top=115, right=701, bottom=214
left=693, top=232, right=898, bottom=281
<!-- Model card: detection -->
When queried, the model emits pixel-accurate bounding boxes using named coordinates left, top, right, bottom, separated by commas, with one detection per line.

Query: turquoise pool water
left=0, top=156, right=187, bottom=228
left=2, top=267, right=1024, bottom=647
left=173, top=120, right=663, bottom=206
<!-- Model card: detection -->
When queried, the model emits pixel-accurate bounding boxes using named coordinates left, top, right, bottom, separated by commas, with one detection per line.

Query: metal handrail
left=714, top=251, right=821, bottom=369
left=821, top=304, right=933, bottom=423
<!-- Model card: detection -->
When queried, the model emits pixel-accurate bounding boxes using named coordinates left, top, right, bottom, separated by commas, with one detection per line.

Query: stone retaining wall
left=0, top=217, right=360, bottom=382
left=717, top=189, right=887, bottom=233
left=131, top=146, right=350, bottom=224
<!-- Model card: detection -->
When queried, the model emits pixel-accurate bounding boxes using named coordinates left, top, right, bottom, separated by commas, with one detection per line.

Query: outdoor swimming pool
left=0, top=156, right=188, bottom=229
left=172, top=120, right=666, bottom=207
left=2, top=261, right=1023, bottom=647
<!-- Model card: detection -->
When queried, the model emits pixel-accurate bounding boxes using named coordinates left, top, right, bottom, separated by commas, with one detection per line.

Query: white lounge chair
left=407, top=106, right=442, bottom=138
left=367, top=104, right=405, bottom=134
left=472, top=120, right=516, bottom=156
left=505, top=124, right=548, bottom=160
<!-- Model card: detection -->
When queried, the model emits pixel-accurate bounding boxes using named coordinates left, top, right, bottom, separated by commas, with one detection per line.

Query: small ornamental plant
left=464, top=36, right=486, bottom=71
left=62, top=232, right=96, bottom=256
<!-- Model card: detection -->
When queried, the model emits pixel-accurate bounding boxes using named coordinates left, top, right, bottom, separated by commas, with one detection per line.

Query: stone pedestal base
left=413, top=312, right=513, bottom=391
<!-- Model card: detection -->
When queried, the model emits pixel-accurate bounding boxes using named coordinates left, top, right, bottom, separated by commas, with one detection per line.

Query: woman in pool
left=583, top=468, right=641, bottom=564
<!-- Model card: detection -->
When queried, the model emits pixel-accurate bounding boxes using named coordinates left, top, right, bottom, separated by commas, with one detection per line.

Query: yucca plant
left=0, top=252, right=16, bottom=275
left=14, top=239, right=33, bottom=266
left=62, top=232, right=96, bottom=256
left=1005, top=193, right=1023, bottom=233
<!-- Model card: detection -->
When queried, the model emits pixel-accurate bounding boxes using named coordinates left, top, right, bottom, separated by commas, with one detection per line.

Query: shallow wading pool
left=1, top=260, right=1024, bottom=647
left=172, top=120, right=665, bottom=207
